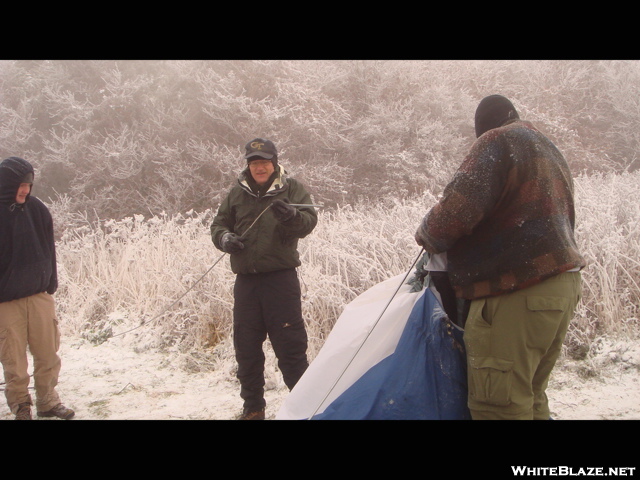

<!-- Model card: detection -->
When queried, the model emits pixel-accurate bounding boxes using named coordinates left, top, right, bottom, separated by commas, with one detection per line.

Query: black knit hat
left=244, top=138, right=278, bottom=165
left=474, top=95, right=519, bottom=138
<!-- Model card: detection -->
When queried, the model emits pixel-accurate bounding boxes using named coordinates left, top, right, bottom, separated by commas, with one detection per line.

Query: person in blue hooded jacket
left=0, top=157, right=75, bottom=420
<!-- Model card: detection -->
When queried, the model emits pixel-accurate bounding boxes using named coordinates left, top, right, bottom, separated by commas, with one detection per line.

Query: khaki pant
left=0, top=292, right=62, bottom=414
left=463, top=272, right=582, bottom=420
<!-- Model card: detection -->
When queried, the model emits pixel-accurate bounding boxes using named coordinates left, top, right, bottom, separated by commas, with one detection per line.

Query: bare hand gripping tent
left=276, top=260, right=471, bottom=420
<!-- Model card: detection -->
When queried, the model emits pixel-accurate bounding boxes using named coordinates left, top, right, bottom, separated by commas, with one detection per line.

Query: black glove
left=221, top=232, right=244, bottom=254
left=271, top=199, right=297, bottom=223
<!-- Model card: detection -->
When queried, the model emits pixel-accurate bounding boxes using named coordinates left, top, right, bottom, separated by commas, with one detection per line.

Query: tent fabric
left=276, top=274, right=471, bottom=420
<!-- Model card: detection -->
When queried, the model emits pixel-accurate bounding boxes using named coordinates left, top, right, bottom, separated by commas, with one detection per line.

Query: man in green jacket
left=211, top=138, right=318, bottom=420
left=415, top=96, right=586, bottom=420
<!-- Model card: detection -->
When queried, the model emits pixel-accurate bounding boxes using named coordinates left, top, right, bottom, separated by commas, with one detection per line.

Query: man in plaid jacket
left=415, top=95, right=586, bottom=420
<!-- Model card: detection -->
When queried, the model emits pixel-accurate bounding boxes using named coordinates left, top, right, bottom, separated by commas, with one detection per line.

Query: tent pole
left=307, top=248, right=425, bottom=419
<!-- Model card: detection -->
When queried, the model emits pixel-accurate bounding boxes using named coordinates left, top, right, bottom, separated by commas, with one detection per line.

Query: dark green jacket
left=211, top=165, right=317, bottom=275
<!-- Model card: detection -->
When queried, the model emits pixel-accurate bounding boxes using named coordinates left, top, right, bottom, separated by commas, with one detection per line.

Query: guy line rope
left=111, top=203, right=320, bottom=340
left=306, top=247, right=425, bottom=419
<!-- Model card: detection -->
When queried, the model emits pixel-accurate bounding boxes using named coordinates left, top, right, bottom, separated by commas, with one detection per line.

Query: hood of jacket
left=0, top=156, right=34, bottom=207
left=238, top=163, right=288, bottom=198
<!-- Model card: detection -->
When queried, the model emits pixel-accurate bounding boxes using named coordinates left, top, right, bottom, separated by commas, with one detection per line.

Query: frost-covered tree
left=1, top=59, right=639, bottom=221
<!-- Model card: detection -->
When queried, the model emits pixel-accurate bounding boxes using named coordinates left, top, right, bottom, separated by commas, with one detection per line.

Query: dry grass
left=51, top=173, right=639, bottom=366
left=567, top=171, right=640, bottom=357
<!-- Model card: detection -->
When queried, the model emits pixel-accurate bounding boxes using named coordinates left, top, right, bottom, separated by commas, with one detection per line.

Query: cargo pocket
left=463, top=299, right=491, bottom=358
left=53, top=317, right=61, bottom=352
left=468, top=355, right=514, bottom=406
left=525, top=295, right=570, bottom=349
left=526, top=296, right=568, bottom=314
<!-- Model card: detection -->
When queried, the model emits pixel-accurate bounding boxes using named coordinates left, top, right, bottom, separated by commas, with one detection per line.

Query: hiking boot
left=237, top=408, right=265, bottom=420
left=15, top=403, right=32, bottom=420
left=37, top=403, right=75, bottom=420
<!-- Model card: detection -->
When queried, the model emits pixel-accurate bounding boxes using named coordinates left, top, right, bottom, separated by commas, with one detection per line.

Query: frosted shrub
left=55, top=209, right=235, bottom=352
left=568, top=171, right=640, bottom=356
left=52, top=173, right=639, bottom=367
left=53, top=196, right=430, bottom=359
left=299, top=197, right=430, bottom=358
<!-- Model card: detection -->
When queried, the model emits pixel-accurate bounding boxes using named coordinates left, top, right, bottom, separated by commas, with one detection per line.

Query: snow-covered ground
left=1, top=332, right=638, bottom=421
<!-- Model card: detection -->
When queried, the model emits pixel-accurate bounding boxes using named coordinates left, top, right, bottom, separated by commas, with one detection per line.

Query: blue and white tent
left=276, top=272, right=471, bottom=420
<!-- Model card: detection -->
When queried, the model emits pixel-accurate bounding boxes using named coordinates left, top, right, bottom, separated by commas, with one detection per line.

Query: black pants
left=430, top=271, right=470, bottom=329
left=233, top=268, right=309, bottom=411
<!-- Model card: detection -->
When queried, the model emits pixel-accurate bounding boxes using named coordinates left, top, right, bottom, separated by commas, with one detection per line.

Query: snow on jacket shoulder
left=417, top=120, right=586, bottom=299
